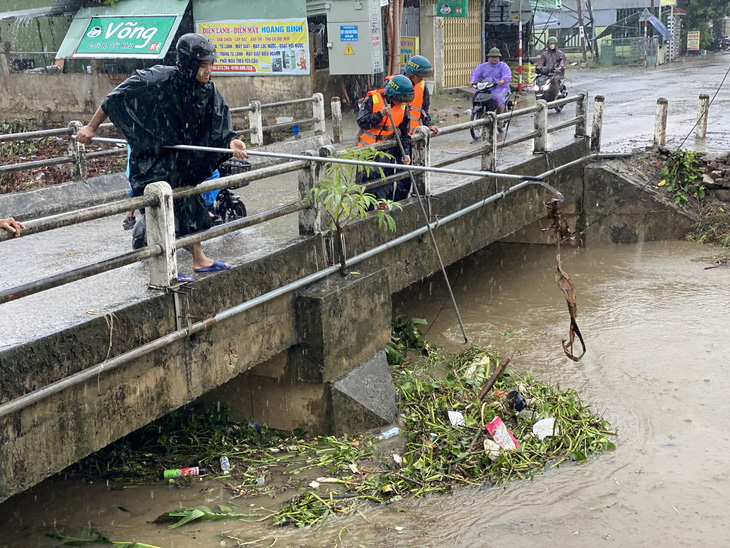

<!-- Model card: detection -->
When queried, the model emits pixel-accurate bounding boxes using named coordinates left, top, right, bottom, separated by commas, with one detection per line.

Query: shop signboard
left=196, top=18, right=310, bottom=75
left=436, top=0, right=468, bottom=18
left=75, top=15, right=177, bottom=57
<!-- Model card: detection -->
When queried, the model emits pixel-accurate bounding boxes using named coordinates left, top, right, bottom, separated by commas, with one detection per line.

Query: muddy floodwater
left=2, top=240, right=729, bottom=547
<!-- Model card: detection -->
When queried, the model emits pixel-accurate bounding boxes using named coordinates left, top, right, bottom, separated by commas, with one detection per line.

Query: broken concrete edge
left=0, top=134, right=334, bottom=221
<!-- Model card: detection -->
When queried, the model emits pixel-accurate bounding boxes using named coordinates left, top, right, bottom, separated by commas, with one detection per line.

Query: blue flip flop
left=193, top=260, right=232, bottom=273
left=177, top=273, right=194, bottom=283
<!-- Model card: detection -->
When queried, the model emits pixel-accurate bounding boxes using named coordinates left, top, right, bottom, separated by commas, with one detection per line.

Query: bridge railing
left=0, top=93, right=327, bottom=180
left=0, top=91, right=595, bottom=304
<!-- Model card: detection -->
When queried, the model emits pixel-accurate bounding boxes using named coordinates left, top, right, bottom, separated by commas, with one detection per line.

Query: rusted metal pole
left=590, top=95, right=604, bottom=153
left=654, top=97, right=668, bottom=146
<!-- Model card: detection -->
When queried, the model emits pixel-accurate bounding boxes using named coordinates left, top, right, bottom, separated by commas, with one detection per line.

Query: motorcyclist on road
left=356, top=74, right=413, bottom=201
left=536, top=36, right=567, bottom=87
left=469, top=47, right=512, bottom=117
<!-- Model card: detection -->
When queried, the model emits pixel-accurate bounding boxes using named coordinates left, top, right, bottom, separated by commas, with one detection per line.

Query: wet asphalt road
left=1, top=52, right=729, bottom=347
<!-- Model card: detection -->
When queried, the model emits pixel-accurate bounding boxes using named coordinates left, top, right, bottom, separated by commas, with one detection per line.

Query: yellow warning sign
left=344, top=43, right=354, bottom=55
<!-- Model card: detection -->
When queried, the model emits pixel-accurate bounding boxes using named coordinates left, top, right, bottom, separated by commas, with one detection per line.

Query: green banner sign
left=76, top=15, right=177, bottom=58
left=436, top=0, right=468, bottom=18
left=530, top=0, right=562, bottom=9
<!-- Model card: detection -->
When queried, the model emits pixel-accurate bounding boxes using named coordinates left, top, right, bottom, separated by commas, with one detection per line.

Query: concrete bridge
left=0, top=108, right=694, bottom=503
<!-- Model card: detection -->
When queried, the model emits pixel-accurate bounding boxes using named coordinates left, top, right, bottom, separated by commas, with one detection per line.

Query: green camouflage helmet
left=405, top=55, right=434, bottom=78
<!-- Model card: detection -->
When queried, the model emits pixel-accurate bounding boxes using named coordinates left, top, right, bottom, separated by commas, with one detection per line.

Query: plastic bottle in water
left=220, top=456, right=230, bottom=472
left=377, top=426, right=400, bottom=440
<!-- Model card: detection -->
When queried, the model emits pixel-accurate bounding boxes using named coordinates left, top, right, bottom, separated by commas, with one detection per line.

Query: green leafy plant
left=306, top=146, right=403, bottom=274
left=659, top=149, right=706, bottom=208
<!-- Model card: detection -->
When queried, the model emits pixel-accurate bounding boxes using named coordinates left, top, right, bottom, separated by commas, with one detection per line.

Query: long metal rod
left=386, top=115, right=468, bottom=343
left=90, top=137, right=544, bottom=182
left=0, top=172, right=567, bottom=419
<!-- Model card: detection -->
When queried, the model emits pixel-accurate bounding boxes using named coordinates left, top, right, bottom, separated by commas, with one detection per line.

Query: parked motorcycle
left=469, top=80, right=512, bottom=140
left=533, top=66, right=568, bottom=112
left=716, top=36, right=730, bottom=52
left=210, top=158, right=250, bottom=225
left=131, top=158, right=251, bottom=250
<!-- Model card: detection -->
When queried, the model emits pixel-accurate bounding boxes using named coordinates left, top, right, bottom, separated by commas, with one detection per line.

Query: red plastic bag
left=486, top=416, right=519, bottom=450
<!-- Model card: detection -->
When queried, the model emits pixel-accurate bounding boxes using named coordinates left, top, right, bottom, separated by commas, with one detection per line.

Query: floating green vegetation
left=72, top=319, right=615, bottom=532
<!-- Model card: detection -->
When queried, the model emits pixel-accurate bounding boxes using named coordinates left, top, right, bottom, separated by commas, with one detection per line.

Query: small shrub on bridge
left=306, top=146, right=403, bottom=274
left=659, top=149, right=707, bottom=208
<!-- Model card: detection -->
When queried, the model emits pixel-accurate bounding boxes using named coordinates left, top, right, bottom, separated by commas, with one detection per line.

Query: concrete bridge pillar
left=200, top=267, right=397, bottom=435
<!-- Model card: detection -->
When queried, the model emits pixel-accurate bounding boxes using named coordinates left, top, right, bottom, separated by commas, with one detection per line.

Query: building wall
left=192, top=0, right=306, bottom=20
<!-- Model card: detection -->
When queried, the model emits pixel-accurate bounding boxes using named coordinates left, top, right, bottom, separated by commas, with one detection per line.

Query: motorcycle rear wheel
left=470, top=110, right=486, bottom=140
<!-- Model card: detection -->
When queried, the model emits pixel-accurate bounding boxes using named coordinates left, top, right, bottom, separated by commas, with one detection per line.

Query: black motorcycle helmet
left=176, top=33, right=217, bottom=79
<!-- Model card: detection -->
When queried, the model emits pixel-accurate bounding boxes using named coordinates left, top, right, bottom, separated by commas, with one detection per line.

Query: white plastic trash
left=448, top=410, right=465, bottom=427
left=533, top=417, right=559, bottom=440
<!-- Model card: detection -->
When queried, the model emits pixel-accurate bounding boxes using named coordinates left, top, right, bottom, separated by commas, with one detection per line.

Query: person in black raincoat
left=76, top=33, right=247, bottom=272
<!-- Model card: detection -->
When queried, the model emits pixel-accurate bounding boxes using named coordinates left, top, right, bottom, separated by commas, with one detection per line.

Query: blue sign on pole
left=340, top=25, right=358, bottom=41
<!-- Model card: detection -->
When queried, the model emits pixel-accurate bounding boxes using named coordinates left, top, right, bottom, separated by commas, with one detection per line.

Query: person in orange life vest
left=402, top=55, right=439, bottom=135
left=355, top=74, right=414, bottom=201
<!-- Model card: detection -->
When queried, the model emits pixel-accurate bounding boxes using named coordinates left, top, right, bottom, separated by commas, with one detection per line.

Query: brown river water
left=2, top=240, right=729, bottom=547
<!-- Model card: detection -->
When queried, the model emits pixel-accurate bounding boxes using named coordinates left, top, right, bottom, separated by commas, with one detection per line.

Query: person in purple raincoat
left=468, top=47, right=512, bottom=117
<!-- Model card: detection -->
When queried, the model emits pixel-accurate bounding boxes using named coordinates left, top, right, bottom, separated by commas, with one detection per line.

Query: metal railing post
left=575, top=90, right=588, bottom=138
left=533, top=100, right=548, bottom=153
left=298, top=151, right=325, bottom=236
left=67, top=121, right=87, bottom=180
left=696, top=93, right=709, bottom=139
left=144, top=181, right=177, bottom=287
left=312, top=92, right=326, bottom=135
left=654, top=97, right=668, bottom=146
left=249, top=100, right=263, bottom=146
left=481, top=112, right=497, bottom=171
left=331, top=96, right=343, bottom=144
left=590, top=95, right=605, bottom=153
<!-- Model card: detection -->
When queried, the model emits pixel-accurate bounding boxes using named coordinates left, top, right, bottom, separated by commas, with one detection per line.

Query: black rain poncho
left=101, top=65, right=236, bottom=237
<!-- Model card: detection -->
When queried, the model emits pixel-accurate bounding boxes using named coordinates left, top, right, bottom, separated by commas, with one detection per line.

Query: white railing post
left=411, top=127, right=431, bottom=196
left=298, top=151, right=325, bottom=236
left=144, top=181, right=177, bottom=288
left=696, top=93, right=709, bottom=140
left=67, top=121, right=87, bottom=180
left=481, top=112, right=497, bottom=172
left=654, top=97, right=668, bottom=146
left=590, top=95, right=605, bottom=153
left=575, top=90, right=588, bottom=138
left=533, top=99, right=548, bottom=153
left=312, top=92, right=326, bottom=135
left=331, top=96, right=343, bottom=144
left=249, top=100, right=263, bottom=146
